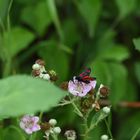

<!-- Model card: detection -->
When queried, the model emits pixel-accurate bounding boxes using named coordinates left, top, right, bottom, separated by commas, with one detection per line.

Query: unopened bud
left=43, top=74, right=50, bottom=80
left=32, top=70, right=40, bottom=77
left=32, top=63, right=41, bottom=70
left=35, top=59, right=45, bottom=66
left=53, top=127, right=61, bottom=134
left=102, top=106, right=110, bottom=114
left=48, top=70, right=58, bottom=81
left=49, top=119, right=57, bottom=126
left=41, top=122, right=51, bottom=132
left=60, top=82, right=68, bottom=91
left=101, top=134, right=109, bottom=140
left=99, top=85, right=109, bottom=97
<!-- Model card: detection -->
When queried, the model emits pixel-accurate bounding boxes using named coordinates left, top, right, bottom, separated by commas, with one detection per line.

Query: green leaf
left=37, top=41, right=69, bottom=81
left=3, top=126, right=25, bottom=140
left=62, top=19, right=80, bottom=47
left=108, top=63, right=127, bottom=105
left=96, top=46, right=130, bottom=61
left=133, top=38, right=140, bottom=52
left=0, top=0, right=9, bottom=21
left=1, top=27, right=35, bottom=59
left=116, top=0, right=137, bottom=19
left=0, top=75, right=66, bottom=119
left=117, top=113, right=140, bottom=140
left=47, top=0, right=63, bottom=40
left=131, top=127, right=140, bottom=140
left=90, top=61, right=128, bottom=105
left=90, top=108, right=110, bottom=128
left=75, top=0, right=102, bottom=37
left=90, top=61, right=111, bottom=85
left=134, top=62, right=140, bottom=84
left=21, top=1, right=52, bottom=36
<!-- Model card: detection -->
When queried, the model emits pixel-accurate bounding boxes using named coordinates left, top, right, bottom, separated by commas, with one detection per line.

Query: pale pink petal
left=32, top=116, right=39, bottom=123
left=19, top=122, right=25, bottom=129
left=25, top=128, right=33, bottom=134
left=90, top=80, right=96, bottom=89
left=32, top=124, right=41, bottom=132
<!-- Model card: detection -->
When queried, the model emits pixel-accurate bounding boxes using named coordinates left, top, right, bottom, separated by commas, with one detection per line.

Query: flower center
left=76, top=83, right=83, bottom=93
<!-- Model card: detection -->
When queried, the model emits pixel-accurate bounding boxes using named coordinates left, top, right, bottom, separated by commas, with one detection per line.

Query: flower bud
left=32, top=63, right=41, bottom=70
left=49, top=119, right=57, bottom=126
left=101, top=134, right=109, bottom=140
left=48, top=70, right=58, bottom=81
left=39, top=73, right=44, bottom=78
left=53, top=127, right=61, bottom=134
left=35, top=59, right=45, bottom=66
left=103, top=106, right=110, bottom=114
left=43, top=74, right=50, bottom=80
left=60, top=82, right=68, bottom=91
left=32, top=70, right=40, bottom=77
left=99, top=85, right=109, bottom=97
left=48, top=70, right=57, bottom=76
left=40, top=122, right=51, bottom=132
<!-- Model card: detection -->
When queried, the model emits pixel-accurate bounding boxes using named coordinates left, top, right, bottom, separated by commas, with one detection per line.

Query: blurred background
left=0, top=0, right=140, bottom=139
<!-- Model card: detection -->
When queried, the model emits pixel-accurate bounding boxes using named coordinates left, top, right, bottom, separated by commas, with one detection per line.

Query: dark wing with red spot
left=79, top=68, right=91, bottom=77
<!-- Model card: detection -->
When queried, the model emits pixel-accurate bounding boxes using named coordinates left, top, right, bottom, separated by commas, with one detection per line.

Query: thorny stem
left=82, top=117, right=89, bottom=140
left=57, top=98, right=77, bottom=107
left=71, top=100, right=83, bottom=117
left=105, top=119, right=114, bottom=139
left=68, top=96, right=83, bottom=117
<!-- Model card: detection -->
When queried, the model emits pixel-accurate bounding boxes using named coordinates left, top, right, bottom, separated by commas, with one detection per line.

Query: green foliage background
left=0, top=0, right=140, bottom=139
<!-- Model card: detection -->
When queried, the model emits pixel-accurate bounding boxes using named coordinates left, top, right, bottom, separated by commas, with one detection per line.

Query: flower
left=20, top=115, right=40, bottom=134
left=68, top=77, right=96, bottom=97
left=64, top=130, right=76, bottom=140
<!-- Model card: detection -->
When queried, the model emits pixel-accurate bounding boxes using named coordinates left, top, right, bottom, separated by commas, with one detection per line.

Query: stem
left=105, top=119, right=113, bottom=139
left=82, top=118, right=89, bottom=140
left=39, top=112, right=43, bottom=123
left=51, top=134, right=58, bottom=140
left=131, top=127, right=140, bottom=140
left=57, top=98, right=77, bottom=107
left=7, top=0, right=13, bottom=31
left=0, top=17, right=5, bottom=33
left=71, top=101, right=83, bottom=117
left=29, top=134, right=33, bottom=140
left=3, top=59, right=12, bottom=77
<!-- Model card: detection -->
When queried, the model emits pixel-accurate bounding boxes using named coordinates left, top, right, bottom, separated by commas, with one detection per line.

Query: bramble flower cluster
left=19, top=59, right=112, bottom=140
left=32, top=59, right=57, bottom=82
left=41, top=119, right=61, bottom=139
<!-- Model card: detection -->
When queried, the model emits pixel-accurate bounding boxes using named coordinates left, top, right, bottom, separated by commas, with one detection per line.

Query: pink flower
left=68, top=77, right=96, bottom=97
left=20, top=115, right=41, bottom=134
